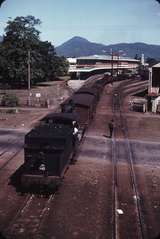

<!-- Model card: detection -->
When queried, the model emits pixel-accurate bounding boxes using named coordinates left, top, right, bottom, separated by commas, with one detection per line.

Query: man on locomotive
left=72, top=121, right=79, bottom=142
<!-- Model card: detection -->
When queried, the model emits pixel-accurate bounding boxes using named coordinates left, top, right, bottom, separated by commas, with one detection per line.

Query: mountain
left=56, top=36, right=107, bottom=57
left=56, top=36, right=160, bottom=59
left=0, top=35, right=3, bottom=42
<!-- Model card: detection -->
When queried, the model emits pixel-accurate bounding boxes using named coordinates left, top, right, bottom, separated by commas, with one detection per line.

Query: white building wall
left=151, top=96, right=160, bottom=113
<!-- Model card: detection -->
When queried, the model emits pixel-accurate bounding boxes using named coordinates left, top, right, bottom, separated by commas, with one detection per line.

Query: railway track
left=111, top=82, right=148, bottom=239
left=0, top=129, right=24, bottom=171
left=4, top=193, right=55, bottom=238
left=0, top=139, right=23, bottom=174
left=0, top=128, right=57, bottom=239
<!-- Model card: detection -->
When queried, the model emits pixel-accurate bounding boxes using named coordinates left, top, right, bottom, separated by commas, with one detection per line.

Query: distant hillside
left=0, top=35, right=3, bottom=42
left=56, top=36, right=160, bottom=59
left=56, top=36, right=107, bottom=57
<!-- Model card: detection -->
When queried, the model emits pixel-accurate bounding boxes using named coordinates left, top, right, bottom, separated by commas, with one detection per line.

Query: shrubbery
left=1, top=94, right=19, bottom=107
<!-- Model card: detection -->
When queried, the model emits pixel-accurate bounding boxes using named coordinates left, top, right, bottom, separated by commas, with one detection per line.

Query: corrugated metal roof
left=77, top=55, right=139, bottom=62
left=72, top=94, right=95, bottom=107
left=152, top=63, right=160, bottom=68
left=75, top=88, right=98, bottom=96
left=41, top=113, right=78, bottom=122
left=63, top=94, right=95, bottom=107
left=26, top=124, right=73, bottom=139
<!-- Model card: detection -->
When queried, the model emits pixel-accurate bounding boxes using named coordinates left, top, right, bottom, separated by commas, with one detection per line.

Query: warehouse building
left=148, top=63, right=160, bottom=113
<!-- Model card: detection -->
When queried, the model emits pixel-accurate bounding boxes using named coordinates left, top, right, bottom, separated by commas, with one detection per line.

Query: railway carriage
left=75, top=87, right=100, bottom=102
left=61, top=93, right=97, bottom=126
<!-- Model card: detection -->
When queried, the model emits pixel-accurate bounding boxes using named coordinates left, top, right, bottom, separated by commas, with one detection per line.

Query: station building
left=68, top=55, right=140, bottom=80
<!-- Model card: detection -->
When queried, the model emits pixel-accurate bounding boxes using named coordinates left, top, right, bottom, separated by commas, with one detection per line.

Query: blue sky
left=0, top=0, right=160, bottom=46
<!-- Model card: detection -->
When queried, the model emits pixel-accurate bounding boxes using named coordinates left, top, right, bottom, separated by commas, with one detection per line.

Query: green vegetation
left=146, top=57, right=158, bottom=67
left=1, top=93, right=19, bottom=107
left=0, top=15, right=69, bottom=88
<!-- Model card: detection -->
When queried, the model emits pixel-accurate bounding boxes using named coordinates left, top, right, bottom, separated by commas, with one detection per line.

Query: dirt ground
left=0, top=80, right=72, bottom=130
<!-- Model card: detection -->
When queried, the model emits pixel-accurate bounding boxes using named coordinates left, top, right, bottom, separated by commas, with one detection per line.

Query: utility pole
left=116, top=50, right=124, bottom=76
left=117, top=51, right=119, bottom=76
left=27, top=50, right=31, bottom=106
left=148, top=68, right=152, bottom=94
left=111, top=48, right=114, bottom=77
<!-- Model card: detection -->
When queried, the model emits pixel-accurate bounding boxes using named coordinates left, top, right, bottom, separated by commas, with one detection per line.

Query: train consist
left=20, top=76, right=111, bottom=193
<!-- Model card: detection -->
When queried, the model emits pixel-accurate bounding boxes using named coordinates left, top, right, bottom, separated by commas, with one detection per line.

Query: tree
left=134, top=54, right=140, bottom=60
left=37, top=41, right=57, bottom=81
left=0, top=0, right=5, bottom=7
left=0, top=16, right=68, bottom=88
left=53, top=56, right=69, bottom=77
left=146, top=57, right=158, bottom=67
left=0, top=16, right=41, bottom=87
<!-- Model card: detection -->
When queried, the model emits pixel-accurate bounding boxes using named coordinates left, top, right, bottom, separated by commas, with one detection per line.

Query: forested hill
left=56, top=36, right=160, bottom=59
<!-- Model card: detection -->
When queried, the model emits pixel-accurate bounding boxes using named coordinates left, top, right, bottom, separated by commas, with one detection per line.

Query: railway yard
left=0, top=77, right=160, bottom=239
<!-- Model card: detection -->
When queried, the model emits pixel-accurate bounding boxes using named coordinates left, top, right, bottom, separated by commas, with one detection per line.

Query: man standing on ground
left=108, top=119, right=114, bottom=138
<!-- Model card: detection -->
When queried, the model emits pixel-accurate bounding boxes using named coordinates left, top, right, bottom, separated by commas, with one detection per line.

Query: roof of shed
left=40, top=113, right=78, bottom=122
left=152, top=63, right=160, bottom=68
left=62, top=94, right=95, bottom=107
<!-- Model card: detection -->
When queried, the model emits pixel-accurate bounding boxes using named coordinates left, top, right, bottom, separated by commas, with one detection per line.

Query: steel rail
left=111, top=81, right=148, bottom=239
left=3, top=194, right=35, bottom=234
left=0, top=138, right=23, bottom=172
left=4, top=193, right=55, bottom=237
left=34, top=194, right=55, bottom=237
left=118, top=88, right=148, bottom=239
left=0, top=135, right=23, bottom=156
left=111, top=90, right=120, bottom=239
